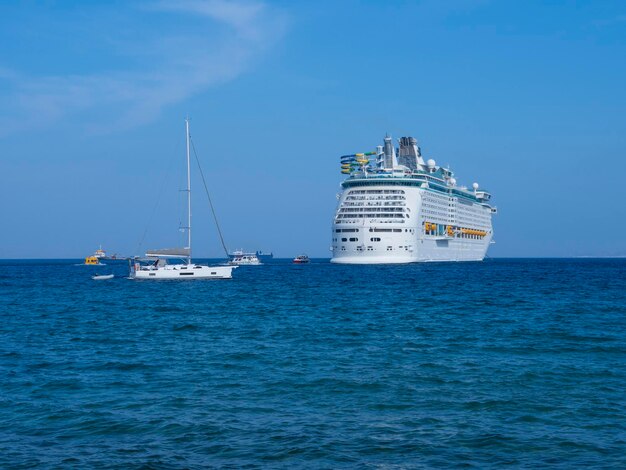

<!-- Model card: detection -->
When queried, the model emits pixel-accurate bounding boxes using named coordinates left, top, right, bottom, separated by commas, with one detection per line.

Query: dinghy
left=92, top=274, right=114, bottom=280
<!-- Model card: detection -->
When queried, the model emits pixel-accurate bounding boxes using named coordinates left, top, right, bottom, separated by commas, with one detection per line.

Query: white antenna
left=185, top=117, right=192, bottom=263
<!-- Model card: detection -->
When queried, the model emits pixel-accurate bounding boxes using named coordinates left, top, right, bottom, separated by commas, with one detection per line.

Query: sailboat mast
left=185, top=117, right=192, bottom=263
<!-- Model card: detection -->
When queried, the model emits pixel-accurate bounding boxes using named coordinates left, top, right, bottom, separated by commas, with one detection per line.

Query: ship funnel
left=398, top=136, right=422, bottom=171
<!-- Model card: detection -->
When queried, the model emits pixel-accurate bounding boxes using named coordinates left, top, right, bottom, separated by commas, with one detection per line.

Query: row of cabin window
left=337, top=237, right=406, bottom=243
left=457, top=233, right=485, bottom=239
left=341, top=202, right=406, bottom=207
left=345, top=196, right=406, bottom=201
left=340, top=207, right=405, bottom=212
left=348, top=189, right=405, bottom=195
left=336, top=213, right=407, bottom=219
left=335, top=245, right=412, bottom=252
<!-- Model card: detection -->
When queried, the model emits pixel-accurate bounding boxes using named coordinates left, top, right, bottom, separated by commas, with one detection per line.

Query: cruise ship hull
left=330, top=237, right=492, bottom=264
left=331, top=184, right=494, bottom=264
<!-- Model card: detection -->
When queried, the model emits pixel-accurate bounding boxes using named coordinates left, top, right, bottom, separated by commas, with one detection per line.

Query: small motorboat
left=228, top=253, right=261, bottom=265
left=92, top=274, right=114, bottom=280
left=293, top=254, right=310, bottom=264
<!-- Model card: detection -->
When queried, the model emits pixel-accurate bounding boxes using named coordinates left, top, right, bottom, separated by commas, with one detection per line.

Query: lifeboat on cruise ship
left=461, top=228, right=487, bottom=237
left=424, top=222, right=438, bottom=235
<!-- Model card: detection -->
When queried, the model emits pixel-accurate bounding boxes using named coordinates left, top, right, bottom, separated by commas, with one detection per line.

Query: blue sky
left=1, top=0, right=625, bottom=258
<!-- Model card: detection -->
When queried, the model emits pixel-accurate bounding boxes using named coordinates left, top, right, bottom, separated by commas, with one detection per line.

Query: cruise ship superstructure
left=331, top=135, right=496, bottom=264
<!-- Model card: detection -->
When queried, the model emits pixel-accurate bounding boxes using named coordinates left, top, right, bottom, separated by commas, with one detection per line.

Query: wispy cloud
left=154, top=0, right=267, bottom=38
left=0, top=1, right=287, bottom=136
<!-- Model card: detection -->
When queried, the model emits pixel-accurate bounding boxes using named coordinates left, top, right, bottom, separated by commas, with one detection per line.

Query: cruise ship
left=331, top=135, right=496, bottom=264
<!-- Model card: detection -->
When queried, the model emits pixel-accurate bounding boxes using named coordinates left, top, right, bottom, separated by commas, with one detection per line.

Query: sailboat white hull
left=133, top=263, right=235, bottom=280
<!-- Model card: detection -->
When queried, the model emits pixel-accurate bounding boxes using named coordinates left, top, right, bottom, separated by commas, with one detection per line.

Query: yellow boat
left=84, top=256, right=100, bottom=265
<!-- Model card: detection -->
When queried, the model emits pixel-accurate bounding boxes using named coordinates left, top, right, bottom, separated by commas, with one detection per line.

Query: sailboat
left=131, top=118, right=236, bottom=280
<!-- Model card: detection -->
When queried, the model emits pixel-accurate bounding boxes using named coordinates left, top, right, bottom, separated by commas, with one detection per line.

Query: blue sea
left=1, top=258, right=625, bottom=468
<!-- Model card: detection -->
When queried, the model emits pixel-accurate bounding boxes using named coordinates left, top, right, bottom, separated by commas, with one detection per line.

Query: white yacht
left=228, top=251, right=261, bottom=265
left=331, top=135, right=496, bottom=264
left=131, top=119, right=236, bottom=280
left=93, top=245, right=106, bottom=259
